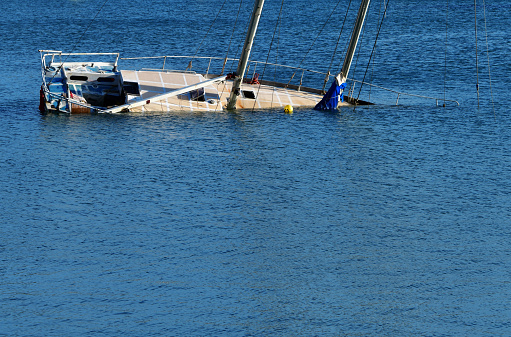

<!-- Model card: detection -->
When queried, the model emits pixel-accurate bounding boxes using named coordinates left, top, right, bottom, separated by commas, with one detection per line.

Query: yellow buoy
left=284, top=105, right=293, bottom=114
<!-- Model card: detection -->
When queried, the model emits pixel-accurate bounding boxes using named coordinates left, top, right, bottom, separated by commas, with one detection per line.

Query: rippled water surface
left=1, top=0, right=511, bottom=336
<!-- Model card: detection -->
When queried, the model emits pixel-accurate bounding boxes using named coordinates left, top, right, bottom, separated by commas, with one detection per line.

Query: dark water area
left=1, top=0, right=510, bottom=336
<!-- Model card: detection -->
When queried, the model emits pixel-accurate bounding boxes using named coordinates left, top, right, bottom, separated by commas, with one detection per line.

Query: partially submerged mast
left=315, top=0, right=371, bottom=110
left=226, top=0, right=265, bottom=110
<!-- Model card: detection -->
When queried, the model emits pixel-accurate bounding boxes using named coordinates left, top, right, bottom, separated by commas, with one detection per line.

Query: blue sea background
left=1, top=0, right=510, bottom=335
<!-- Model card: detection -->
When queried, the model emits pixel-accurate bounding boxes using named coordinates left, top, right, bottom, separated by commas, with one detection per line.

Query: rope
left=474, top=0, right=480, bottom=108
left=482, top=0, right=496, bottom=120
left=355, top=0, right=390, bottom=103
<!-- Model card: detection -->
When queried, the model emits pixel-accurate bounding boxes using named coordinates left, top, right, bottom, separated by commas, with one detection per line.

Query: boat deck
left=120, top=70, right=326, bottom=112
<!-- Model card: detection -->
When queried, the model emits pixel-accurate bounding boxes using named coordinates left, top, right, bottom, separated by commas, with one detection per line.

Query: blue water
left=1, top=0, right=511, bottom=336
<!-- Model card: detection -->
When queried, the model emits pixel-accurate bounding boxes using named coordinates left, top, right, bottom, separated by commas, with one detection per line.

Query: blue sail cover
left=314, top=77, right=347, bottom=110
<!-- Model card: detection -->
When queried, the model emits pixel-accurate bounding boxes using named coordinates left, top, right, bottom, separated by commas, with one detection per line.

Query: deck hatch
left=190, top=88, right=205, bottom=101
left=123, top=81, right=140, bottom=95
left=242, top=90, right=256, bottom=99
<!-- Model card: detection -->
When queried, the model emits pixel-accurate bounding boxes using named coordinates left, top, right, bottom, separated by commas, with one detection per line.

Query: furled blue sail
left=314, top=75, right=346, bottom=110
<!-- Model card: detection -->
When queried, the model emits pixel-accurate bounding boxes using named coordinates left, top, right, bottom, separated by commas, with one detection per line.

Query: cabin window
left=242, top=90, right=256, bottom=99
left=70, top=75, right=88, bottom=81
left=98, top=77, right=116, bottom=83
left=123, top=81, right=140, bottom=95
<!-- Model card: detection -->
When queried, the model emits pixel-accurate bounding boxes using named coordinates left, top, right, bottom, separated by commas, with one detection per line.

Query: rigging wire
left=443, top=0, right=449, bottom=107
left=339, top=1, right=373, bottom=98
left=223, top=0, right=244, bottom=74
left=369, top=0, right=384, bottom=100
left=298, top=0, right=343, bottom=67
left=327, top=0, right=354, bottom=77
left=271, top=3, right=284, bottom=108
left=216, top=0, right=245, bottom=110
left=48, top=0, right=111, bottom=85
left=348, top=3, right=370, bottom=98
left=482, top=0, right=496, bottom=119
left=355, top=0, right=390, bottom=103
left=474, top=0, right=480, bottom=108
left=229, top=7, right=253, bottom=74
left=219, top=2, right=254, bottom=111
left=67, top=0, right=111, bottom=56
left=252, top=0, right=286, bottom=111
left=286, top=0, right=345, bottom=87
left=191, top=0, right=228, bottom=62
left=337, top=9, right=359, bottom=72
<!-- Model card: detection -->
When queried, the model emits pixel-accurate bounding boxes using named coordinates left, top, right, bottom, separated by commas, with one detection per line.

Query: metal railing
left=38, top=52, right=460, bottom=110
left=120, top=55, right=327, bottom=91
left=39, top=50, right=120, bottom=68
left=348, top=79, right=460, bottom=106
left=42, top=89, right=103, bottom=113
left=39, top=51, right=122, bottom=113
left=120, top=54, right=460, bottom=106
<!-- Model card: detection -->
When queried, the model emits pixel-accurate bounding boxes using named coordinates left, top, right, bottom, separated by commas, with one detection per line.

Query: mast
left=226, top=0, right=265, bottom=110
left=314, top=0, right=371, bottom=110
left=340, top=0, right=371, bottom=81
